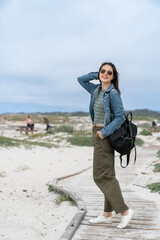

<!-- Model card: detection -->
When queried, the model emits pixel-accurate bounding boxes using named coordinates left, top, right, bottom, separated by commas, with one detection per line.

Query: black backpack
left=107, top=94, right=137, bottom=168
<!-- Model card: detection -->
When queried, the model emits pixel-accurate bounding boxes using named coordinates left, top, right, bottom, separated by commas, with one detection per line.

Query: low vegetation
left=153, top=163, right=160, bottom=172
left=28, top=133, right=47, bottom=139
left=48, top=185, right=76, bottom=206
left=156, top=150, right=160, bottom=158
left=0, top=136, right=58, bottom=149
left=147, top=182, right=160, bottom=194
left=139, top=129, right=152, bottom=136
left=67, top=131, right=93, bottom=147
left=0, top=136, right=21, bottom=148
left=47, top=125, right=74, bottom=134
left=54, top=193, right=76, bottom=205
left=135, top=137, right=144, bottom=146
left=48, top=185, right=53, bottom=192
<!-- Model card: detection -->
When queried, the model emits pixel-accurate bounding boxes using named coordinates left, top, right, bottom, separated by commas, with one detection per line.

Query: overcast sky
left=0, top=0, right=160, bottom=113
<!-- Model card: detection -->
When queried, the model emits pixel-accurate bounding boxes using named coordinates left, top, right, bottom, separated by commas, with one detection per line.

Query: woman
left=77, top=62, right=134, bottom=229
left=26, top=115, right=34, bottom=133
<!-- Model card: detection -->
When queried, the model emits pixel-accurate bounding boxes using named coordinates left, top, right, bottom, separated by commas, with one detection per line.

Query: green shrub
left=48, top=185, right=53, bottom=192
left=0, top=136, right=21, bottom=148
left=67, top=134, right=92, bottom=146
left=139, top=129, right=152, bottom=136
left=48, top=185, right=76, bottom=205
left=28, top=133, right=46, bottom=139
left=47, top=125, right=74, bottom=134
left=0, top=136, right=57, bottom=149
left=154, top=163, right=160, bottom=172
left=135, top=137, right=144, bottom=146
left=147, top=182, right=160, bottom=194
left=157, top=137, right=160, bottom=141
left=55, top=193, right=76, bottom=205
left=156, top=150, right=160, bottom=158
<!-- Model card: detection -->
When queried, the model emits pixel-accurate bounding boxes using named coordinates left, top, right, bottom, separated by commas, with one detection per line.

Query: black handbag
left=107, top=94, right=137, bottom=168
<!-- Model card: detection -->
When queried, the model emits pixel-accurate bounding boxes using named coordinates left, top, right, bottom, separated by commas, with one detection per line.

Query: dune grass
left=147, top=182, right=160, bottom=194
left=156, top=150, right=160, bottom=158
left=28, top=133, right=47, bottom=139
left=153, top=163, right=160, bottom=172
left=48, top=185, right=76, bottom=206
left=0, top=136, right=58, bottom=149
left=139, top=129, right=152, bottom=136
left=135, top=137, right=144, bottom=146
left=54, top=193, right=76, bottom=206
left=0, top=136, right=21, bottom=148
left=47, top=125, right=74, bottom=134
left=67, top=131, right=93, bottom=147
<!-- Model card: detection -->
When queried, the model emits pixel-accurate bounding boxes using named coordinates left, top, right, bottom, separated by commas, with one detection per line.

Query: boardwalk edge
left=51, top=166, right=91, bottom=240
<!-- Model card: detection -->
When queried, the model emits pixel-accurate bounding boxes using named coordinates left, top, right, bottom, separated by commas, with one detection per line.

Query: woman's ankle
left=103, top=212, right=112, bottom=218
left=121, top=209, right=129, bottom=216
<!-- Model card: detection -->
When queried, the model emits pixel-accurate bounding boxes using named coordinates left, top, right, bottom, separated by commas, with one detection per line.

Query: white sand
left=0, top=120, right=160, bottom=239
left=0, top=123, right=93, bottom=240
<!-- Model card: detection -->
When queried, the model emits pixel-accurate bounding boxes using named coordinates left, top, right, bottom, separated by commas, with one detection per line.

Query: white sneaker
left=89, top=214, right=112, bottom=224
left=112, top=210, right=120, bottom=216
left=117, top=209, right=134, bottom=229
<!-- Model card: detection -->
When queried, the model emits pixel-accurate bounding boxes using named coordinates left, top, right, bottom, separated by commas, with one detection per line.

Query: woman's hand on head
left=96, top=131, right=104, bottom=139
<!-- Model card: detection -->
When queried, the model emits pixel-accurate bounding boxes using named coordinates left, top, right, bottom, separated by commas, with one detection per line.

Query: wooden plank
left=53, top=145, right=160, bottom=240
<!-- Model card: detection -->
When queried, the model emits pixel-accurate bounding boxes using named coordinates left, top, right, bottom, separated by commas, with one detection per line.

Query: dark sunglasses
left=100, top=69, right=113, bottom=76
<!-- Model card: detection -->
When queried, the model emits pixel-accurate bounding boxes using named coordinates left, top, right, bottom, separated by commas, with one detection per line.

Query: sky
left=0, top=0, right=160, bottom=113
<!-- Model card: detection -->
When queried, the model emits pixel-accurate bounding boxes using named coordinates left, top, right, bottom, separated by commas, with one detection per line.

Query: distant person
left=26, top=115, right=34, bottom=133
left=77, top=62, right=134, bottom=229
left=43, top=117, right=51, bottom=131
left=152, top=119, right=157, bottom=129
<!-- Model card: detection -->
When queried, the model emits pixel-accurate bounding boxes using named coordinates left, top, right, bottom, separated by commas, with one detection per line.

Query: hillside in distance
left=125, top=109, right=160, bottom=118
left=0, top=109, right=160, bottom=119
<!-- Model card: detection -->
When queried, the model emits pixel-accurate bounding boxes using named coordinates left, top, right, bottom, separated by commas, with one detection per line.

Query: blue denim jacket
left=77, top=72, right=125, bottom=137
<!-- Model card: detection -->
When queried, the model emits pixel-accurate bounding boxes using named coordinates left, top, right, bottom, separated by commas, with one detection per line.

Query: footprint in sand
left=15, top=165, right=30, bottom=172
left=0, top=171, right=7, bottom=177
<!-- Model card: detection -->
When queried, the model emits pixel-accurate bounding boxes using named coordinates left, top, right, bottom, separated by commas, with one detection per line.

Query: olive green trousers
left=93, top=126, right=128, bottom=214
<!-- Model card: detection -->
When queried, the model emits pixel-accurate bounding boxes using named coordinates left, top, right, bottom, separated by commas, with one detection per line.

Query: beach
left=0, top=115, right=160, bottom=239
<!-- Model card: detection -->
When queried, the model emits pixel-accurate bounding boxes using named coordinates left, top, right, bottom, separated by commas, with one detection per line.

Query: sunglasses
left=100, top=69, right=113, bottom=76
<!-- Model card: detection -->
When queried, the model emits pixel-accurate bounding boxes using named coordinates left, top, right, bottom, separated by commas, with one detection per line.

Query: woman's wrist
left=96, top=131, right=104, bottom=139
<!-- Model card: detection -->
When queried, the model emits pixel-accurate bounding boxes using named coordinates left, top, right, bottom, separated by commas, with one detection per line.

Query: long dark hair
left=98, top=62, right=121, bottom=95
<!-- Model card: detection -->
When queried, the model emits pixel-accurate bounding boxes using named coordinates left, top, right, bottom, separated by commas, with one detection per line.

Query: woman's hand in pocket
left=96, top=131, right=104, bottom=139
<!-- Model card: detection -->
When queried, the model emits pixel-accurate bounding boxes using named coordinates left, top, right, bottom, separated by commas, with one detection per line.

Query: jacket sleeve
left=100, top=90, right=125, bottom=137
left=77, top=72, right=99, bottom=94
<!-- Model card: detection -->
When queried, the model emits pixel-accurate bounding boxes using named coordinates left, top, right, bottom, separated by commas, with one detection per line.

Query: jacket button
left=106, top=107, right=108, bottom=109
left=104, top=100, right=106, bottom=102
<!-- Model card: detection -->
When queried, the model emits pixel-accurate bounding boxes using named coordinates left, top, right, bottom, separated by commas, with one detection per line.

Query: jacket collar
left=105, top=83, right=115, bottom=92
left=97, top=83, right=115, bottom=93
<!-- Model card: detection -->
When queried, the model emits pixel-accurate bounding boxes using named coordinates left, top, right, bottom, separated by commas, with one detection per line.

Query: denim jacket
left=77, top=72, right=125, bottom=137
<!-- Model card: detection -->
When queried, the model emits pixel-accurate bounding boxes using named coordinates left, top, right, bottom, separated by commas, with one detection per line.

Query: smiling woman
left=77, top=62, right=134, bottom=229
left=98, top=62, right=121, bottom=95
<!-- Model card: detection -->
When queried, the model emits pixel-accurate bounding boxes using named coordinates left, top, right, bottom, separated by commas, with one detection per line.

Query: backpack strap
left=120, top=146, right=137, bottom=168
left=120, top=152, right=130, bottom=168
left=134, top=144, right=137, bottom=165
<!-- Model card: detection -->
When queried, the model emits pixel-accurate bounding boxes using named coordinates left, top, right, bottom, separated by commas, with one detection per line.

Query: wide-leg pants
left=93, top=126, right=128, bottom=214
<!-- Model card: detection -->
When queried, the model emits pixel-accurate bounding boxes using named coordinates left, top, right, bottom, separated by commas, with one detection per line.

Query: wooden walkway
left=58, top=146, right=160, bottom=240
